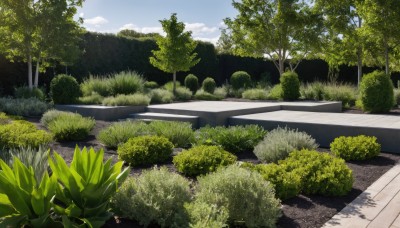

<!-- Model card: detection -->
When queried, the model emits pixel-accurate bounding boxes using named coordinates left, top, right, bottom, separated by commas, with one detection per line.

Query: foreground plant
left=49, top=147, right=130, bottom=227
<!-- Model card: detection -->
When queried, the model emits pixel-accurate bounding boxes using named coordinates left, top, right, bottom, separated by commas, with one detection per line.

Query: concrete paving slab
left=129, top=112, right=199, bottom=128
left=230, top=111, right=400, bottom=153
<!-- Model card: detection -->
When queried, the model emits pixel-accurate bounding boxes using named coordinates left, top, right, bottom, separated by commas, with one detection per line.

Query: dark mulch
left=26, top=114, right=400, bottom=228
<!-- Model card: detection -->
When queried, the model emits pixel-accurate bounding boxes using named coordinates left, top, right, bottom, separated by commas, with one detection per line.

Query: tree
left=224, top=0, right=324, bottom=76
left=117, top=29, right=160, bottom=39
left=0, top=0, right=84, bottom=89
left=216, top=28, right=234, bottom=54
left=150, top=13, right=200, bottom=93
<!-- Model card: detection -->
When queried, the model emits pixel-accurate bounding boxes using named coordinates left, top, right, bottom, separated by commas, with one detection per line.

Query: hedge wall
left=0, top=31, right=399, bottom=95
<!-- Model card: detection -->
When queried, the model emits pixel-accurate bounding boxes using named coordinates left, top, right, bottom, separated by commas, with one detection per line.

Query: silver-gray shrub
left=149, top=88, right=174, bottom=104
left=254, top=126, right=318, bottom=163
left=0, top=97, right=49, bottom=117
left=40, top=109, right=81, bottom=127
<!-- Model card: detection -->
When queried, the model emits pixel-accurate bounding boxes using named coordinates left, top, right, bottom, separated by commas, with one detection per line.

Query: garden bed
left=26, top=117, right=400, bottom=228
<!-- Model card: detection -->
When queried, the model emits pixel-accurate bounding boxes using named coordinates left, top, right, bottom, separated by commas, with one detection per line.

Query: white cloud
left=195, top=36, right=220, bottom=45
left=79, top=12, right=84, bottom=17
left=119, top=23, right=165, bottom=35
left=184, top=23, right=217, bottom=36
left=84, top=16, right=108, bottom=27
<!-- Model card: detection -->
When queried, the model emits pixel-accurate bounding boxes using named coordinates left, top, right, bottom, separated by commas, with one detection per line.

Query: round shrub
left=281, top=149, right=353, bottom=196
left=173, top=145, right=237, bottom=176
left=50, top=74, right=81, bottom=104
left=230, top=71, right=251, bottom=90
left=144, top=81, right=159, bottom=89
left=117, top=135, right=174, bottom=166
left=202, top=77, right=216, bottom=94
left=280, top=71, right=300, bottom=100
left=194, top=165, right=281, bottom=227
left=111, top=167, right=191, bottom=227
left=330, top=135, right=381, bottom=161
left=360, top=71, right=394, bottom=113
left=14, top=86, right=46, bottom=101
left=254, top=127, right=318, bottom=163
left=184, top=74, right=199, bottom=94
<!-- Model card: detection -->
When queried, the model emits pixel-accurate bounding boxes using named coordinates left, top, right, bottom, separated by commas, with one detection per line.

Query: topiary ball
left=330, top=135, right=381, bottom=161
left=280, top=71, right=300, bottom=100
left=202, top=77, right=216, bottom=94
left=230, top=71, right=251, bottom=90
left=117, top=135, right=174, bottom=166
left=50, top=74, right=81, bottom=104
left=360, top=71, right=394, bottom=113
left=184, top=74, right=199, bottom=94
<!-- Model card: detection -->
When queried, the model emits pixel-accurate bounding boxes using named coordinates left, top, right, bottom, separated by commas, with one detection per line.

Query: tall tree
left=0, top=0, right=84, bottom=89
left=150, top=13, right=200, bottom=93
left=224, top=0, right=324, bottom=76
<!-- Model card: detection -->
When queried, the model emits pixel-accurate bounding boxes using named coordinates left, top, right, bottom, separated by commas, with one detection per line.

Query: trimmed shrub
left=149, top=121, right=194, bottom=148
left=230, top=71, right=251, bottom=90
left=242, top=88, right=269, bottom=100
left=185, top=202, right=229, bottom=228
left=102, top=94, right=150, bottom=106
left=173, top=145, right=237, bottom=176
left=175, top=87, right=192, bottom=101
left=14, top=86, right=46, bottom=101
left=0, top=120, right=52, bottom=149
left=202, top=77, right=216, bottom=94
left=144, top=81, right=159, bottom=89
left=195, top=125, right=266, bottom=154
left=330, top=135, right=381, bottom=161
left=108, top=71, right=145, bottom=95
left=267, top=84, right=282, bottom=100
left=80, top=76, right=110, bottom=97
left=78, top=92, right=104, bottom=104
left=50, top=74, right=81, bottom=104
left=149, top=88, right=174, bottom=104
left=184, top=74, right=199, bottom=94
left=360, top=71, right=394, bottom=113
left=254, top=127, right=318, bottom=163
left=280, top=71, right=300, bottom=100
left=97, top=121, right=152, bottom=149
left=194, top=165, right=281, bottom=227
left=0, top=97, right=49, bottom=116
left=47, top=114, right=95, bottom=141
left=281, top=149, right=353, bottom=196
left=111, top=167, right=191, bottom=227
left=194, top=90, right=221, bottom=101
left=118, top=135, right=174, bottom=166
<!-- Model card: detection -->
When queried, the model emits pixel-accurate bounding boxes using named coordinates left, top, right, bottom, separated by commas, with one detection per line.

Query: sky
left=78, top=0, right=238, bottom=44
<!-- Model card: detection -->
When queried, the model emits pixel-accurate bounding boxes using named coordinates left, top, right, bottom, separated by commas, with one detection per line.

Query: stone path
left=323, top=163, right=400, bottom=228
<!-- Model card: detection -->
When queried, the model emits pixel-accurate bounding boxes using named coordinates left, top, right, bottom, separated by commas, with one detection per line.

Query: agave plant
left=0, top=157, right=58, bottom=227
left=49, top=147, right=130, bottom=227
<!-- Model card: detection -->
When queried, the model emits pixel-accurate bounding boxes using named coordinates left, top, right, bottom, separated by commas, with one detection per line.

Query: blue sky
left=78, top=0, right=238, bottom=44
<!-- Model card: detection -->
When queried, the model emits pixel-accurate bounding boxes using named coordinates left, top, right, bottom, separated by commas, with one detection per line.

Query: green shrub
left=267, top=84, right=282, bottom=100
left=118, top=135, right=174, bottom=166
left=149, top=88, right=174, bottom=104
left=173, top=145, right=237, bottom=176
left=149, top=121, right=194, bottom=148
left=254, top=127, right=318, bottom=163
left=214, top=87, right=228, bottom=99
left=0, top=97, right=49, bottom=116
left=111, top=167, right=191, bottom=228
left=175, top=87, right=192, bottom=101
left=102, top=94, right=150, bottom=106
left=14, top=86, right=46, bottom=101
left=49, top=147, right=130, bottom=227
left=194, top=90, right=221, bottom=101
left=281, top=149, right=353, bottom=196
left=258, top=72, right=272, bottom=88
left=0, top=120, right=52, bottom=149
left=202, top=77, right=216, bottom=94
left=40, top=109, right=79, bottom=127
left=185, top=202, right=229, bottom=228
left=108, top=71, right=145, bottom=95
left=322, top=83, right=357, bottom=108
left=230, top=71, right=251, bottom=90
left=47, top=114, right=95, bottom=141
left=280, top=71, right=300, bottom=100
left=330, top=135, right=381, bottom=161
left=242, top=88, right=269, bottom=100
left=394, top=89, right=400, bottom=106
left=184, top=74, right=199, bottom=94
left=195, top=125, right=266, bottom=154
left=164, top=81, right=181, bottom=91
left=253, top=163, right=301, bottom=200
left=78, top=92, right=104, bottom=104
left=144, top=81, right=159, bottom=89
left=50, top=74, right=81, bottom=104
left=194, top=165, right=281, bottom=227
left=80, top=76, right=110, bottom=97
left=300, top=82, right=324, bottom=100
left=97, top=121, right=152, bottom=149
left=360, top=71, right=394, bottom=113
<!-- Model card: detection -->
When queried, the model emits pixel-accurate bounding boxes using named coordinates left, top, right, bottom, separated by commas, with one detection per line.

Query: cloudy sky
left=78, top=0, right=238, bottom=44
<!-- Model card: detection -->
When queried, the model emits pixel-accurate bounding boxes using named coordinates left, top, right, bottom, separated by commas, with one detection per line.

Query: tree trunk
left=357, top=47, right=363, bottom=87
left=34, top=59, right=40, bottom=88
left=27, top=55, right=33, bottom=89
left=173, top=71, right=177, bottom=94
left=278, top=59, right=284, bottom=76
left=385, top=42, right=389, bottom=75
